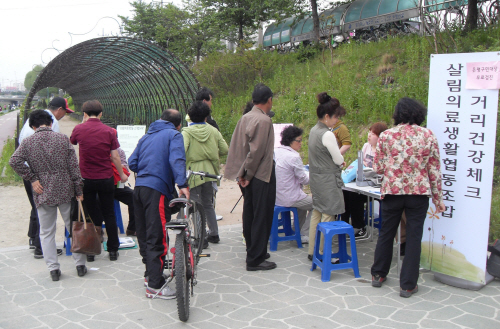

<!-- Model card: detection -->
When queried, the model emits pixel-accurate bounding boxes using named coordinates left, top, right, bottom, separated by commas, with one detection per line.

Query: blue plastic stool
left=311, top=221, right=361, bottom=282
left=102, top=200, right=125, bottom=234
left=64, top=228, right=72, bottom=256
left=269, top=206, right=303, bottom=251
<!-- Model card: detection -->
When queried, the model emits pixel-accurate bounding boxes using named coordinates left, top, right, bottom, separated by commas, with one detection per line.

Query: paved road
left=0, top=110, right=19, bottom=153
left=1, top=224, right=499, bottom=329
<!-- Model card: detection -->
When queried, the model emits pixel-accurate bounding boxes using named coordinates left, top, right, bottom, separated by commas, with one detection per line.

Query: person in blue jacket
left=128, top=109, right=190, bottom=300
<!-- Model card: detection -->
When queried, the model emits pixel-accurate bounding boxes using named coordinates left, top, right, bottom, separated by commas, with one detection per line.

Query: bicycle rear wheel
left=175, top=231, right=190, bottom=322
left=187, top=201, right=206, bottom=264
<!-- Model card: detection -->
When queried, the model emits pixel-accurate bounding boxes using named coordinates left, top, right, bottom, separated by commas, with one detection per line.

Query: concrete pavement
left=0, top=109, right=19, bottom=154
left=1, top=224, right=499, bottom=329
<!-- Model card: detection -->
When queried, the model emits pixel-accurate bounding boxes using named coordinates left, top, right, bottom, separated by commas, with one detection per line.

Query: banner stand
left=434, top=272, right=495, bottom=291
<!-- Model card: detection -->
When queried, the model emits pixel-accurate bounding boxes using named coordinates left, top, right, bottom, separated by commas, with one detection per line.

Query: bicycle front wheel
left=175, top=231, right=190, bottom=322
left=188, top=201, right=206, bottom=264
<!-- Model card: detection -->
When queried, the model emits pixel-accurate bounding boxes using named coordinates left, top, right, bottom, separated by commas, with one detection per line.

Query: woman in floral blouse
left=370, top=97, right=445, bottom=298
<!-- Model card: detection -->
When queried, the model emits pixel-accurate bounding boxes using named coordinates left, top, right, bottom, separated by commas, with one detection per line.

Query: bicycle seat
left=169, top=198, right=191, bottom=207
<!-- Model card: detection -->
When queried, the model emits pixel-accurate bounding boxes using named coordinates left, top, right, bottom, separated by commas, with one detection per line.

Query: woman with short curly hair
left=275, top=125, right=312, bottom=244
left=370, top=97, right=445, bottom=298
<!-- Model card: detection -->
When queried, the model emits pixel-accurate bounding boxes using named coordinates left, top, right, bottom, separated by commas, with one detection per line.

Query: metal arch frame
left=26, top=37, right=200, bottom=127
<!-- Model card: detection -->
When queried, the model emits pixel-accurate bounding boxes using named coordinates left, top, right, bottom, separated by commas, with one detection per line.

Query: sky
left=0, top=0, right=182, bottom=88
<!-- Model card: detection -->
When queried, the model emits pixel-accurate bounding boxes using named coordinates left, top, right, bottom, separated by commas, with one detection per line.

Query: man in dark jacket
left=128, top=109, right=189, bottom=300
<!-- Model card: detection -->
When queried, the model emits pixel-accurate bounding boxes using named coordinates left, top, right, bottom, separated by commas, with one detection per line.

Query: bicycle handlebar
left=187, top=170, right=222, bottom=182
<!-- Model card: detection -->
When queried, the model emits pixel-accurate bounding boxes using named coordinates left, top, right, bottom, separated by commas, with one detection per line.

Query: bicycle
left=153, top=170, right=221, bottom=322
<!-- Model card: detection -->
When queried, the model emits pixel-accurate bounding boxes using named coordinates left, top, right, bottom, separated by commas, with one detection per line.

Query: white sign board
left=116, top=125, right=146, bottom=161
left=422, top=52, right=500, bottom=284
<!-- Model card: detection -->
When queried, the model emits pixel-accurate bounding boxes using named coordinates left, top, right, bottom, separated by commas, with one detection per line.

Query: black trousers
left=23, top=179, right=41, bottom=249
left=242, top=166, right=276, bottom=267
left=341, top=190, right=367, bottom=229
left=114, top=186, right=135, bottom=232
left=371, top=194, right=429, bottom=290
left=133, top=186, right=170, bottom=289
left=82, top=177, right=120, bottom=252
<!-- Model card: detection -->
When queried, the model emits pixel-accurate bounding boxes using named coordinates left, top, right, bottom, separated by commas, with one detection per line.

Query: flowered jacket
left=373, top=124, right=443, bottom=205
left=9, top=127, right=83, bottom=208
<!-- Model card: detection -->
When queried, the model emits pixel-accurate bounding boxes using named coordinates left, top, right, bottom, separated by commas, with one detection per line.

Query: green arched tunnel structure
left=26, top=37, right=200, bottom=127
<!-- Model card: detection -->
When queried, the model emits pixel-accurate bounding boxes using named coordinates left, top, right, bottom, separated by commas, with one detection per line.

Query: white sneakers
left=145, top=285, right=176, bottom=300
left=301, top=235, right=309, bottom=244
left=216, top=215, right=223, bottom=221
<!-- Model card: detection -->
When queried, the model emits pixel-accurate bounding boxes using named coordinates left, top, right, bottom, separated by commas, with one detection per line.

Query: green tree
left=24, top=65, right=44, bottom=92
left=119, top=1, right=187, bottom=50
left=120, top=1, right=224, bottom=64
left=24, top=65, right=58, bottom=97
left=202, top=0, right=302, bottom=45
left=180, top=0, right=227, bottom=63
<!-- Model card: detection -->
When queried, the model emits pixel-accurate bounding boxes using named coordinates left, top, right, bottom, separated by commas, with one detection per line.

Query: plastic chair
left=269, top=206, right=303, bottom=251
left=311, top=221, right=361, bottom=282
left=102, top=200, right=125, bottom=234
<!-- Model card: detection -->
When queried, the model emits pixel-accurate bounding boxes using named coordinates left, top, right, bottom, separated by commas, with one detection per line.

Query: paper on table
left=466, top=61, right=500, bottom=90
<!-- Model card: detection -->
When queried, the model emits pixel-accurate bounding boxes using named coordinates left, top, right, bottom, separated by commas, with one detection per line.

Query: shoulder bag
left=71, top=199, right=102, bottom=255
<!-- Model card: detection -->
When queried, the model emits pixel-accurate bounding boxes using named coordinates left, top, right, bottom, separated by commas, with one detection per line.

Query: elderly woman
left=275, top=125, right=312, bottom=243
left=341, top=122, right=388, bottom=237
left=308, top=92, right=346, bottom=260
left=370, top=97, right=445, bottom=298
left=10, top=110, right=86, bottom=281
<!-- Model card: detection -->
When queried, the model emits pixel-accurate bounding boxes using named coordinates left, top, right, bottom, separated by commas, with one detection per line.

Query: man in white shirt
left=19, top=97, right=74, bottom=258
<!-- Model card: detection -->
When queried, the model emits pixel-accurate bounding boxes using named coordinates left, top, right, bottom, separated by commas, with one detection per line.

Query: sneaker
left=144, top=273, right=169, bottom=287
left=301, top=235, right=309, bottom=244
left=202, top=237, right=209, bottom=249
left=207, top=235, right=220, bottom=244
left=400, top=285, right=418, bottom=298
left=372, top=275, right=387, bottom=287
left=34, top=248, right=63, bottom=259
left=146, top=285, right=176, bottom=300
left=216, top=215, right=223, bottom=221
left=242, top=234, right=246, bottom=246
left=355, top=227, right=367, bottom=238
left=87, top=255, right=95, bottom=262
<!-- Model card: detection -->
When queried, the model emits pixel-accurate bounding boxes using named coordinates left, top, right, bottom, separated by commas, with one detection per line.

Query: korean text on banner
left=116, top=125, right=146, bottom=161
left=424, top=52, right=500, bottom=284
left=465, top=61, right=500, bottom=90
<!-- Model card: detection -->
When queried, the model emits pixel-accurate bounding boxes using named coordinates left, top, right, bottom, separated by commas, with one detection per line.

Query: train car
left=263, top=0, right=497, bottom=50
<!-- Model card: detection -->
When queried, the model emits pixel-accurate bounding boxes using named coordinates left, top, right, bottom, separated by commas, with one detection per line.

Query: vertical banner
left=422, top=52, right=500, bottom=284
left=116, top=125, right=146, bottom=161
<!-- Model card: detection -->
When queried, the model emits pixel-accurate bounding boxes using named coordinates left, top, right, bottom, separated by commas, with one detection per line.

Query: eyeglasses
left=294, top=139, right=303, bottom=143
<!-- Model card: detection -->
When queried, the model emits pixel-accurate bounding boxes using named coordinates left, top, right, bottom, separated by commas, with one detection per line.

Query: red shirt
left=70, top=118, right=120, bottom=180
